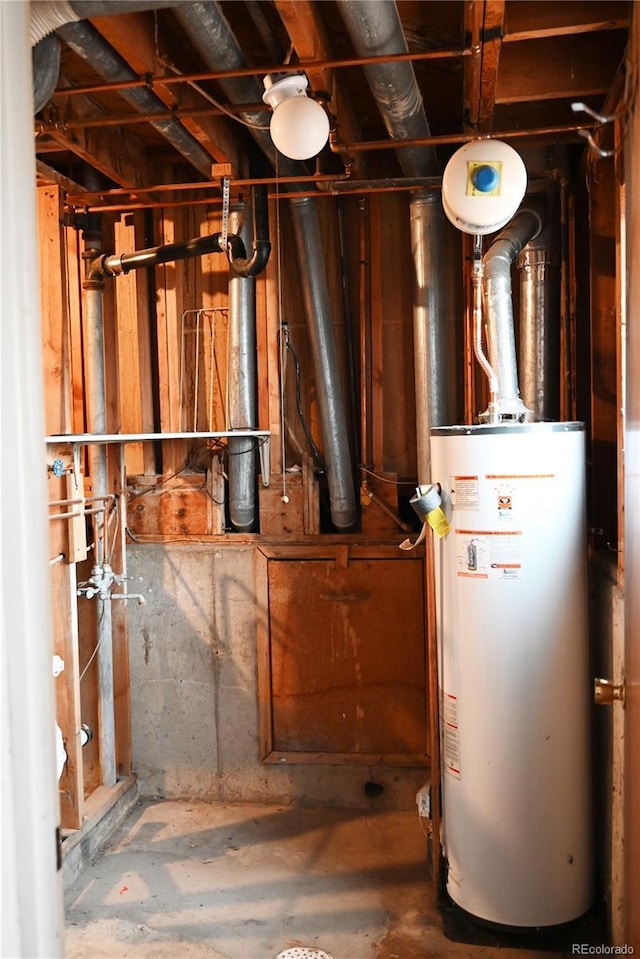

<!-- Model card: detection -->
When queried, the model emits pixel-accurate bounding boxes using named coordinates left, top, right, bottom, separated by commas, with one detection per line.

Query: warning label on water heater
left=449, top=475, right=479, bottom=510
left=442, top=692, right=461, bottom=778
left=454, top=529, right=522, bottom=580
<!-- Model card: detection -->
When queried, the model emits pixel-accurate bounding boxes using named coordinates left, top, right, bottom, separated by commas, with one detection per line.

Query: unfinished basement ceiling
left=34, top=0, right=631, bottom=200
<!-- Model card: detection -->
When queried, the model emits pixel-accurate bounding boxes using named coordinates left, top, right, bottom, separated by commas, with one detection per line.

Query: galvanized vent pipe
left=410, top=192, right=459, bottom=476
left=82, top=224, right=117, bottom=788
left=517, top=244, right=560, bottom=421
left=481, top=209, right=542, bottom=421
left=227, top=206, right=258, bottom=532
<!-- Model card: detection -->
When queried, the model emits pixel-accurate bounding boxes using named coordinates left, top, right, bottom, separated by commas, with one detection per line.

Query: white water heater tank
left=431, top=422, right=592, bottom=927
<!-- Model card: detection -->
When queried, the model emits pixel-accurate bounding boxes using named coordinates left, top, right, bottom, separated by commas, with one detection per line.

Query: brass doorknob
left=594, top=677, right=625, bottom=706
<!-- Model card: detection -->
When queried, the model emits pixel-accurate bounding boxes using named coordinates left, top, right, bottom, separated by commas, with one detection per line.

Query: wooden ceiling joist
left=464, top=0, right=506, bottom=134
left=496, top=31, right=628, bottom=104
left=42, top=91, right=150, bottom=188
left=91, top=12, right=240, bottom=169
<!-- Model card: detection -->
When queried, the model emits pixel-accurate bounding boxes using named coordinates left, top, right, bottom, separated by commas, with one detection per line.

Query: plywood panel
left=263, top=553, right=427, bottom=763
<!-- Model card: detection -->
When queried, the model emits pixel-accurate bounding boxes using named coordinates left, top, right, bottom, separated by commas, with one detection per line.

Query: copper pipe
left=343, top=123, right=592, bottom=153
left=65, top=172, right=350, bottom=205
left=37, top=102, right=266, bottom=130
left=51, top=47, right=471, bottom=99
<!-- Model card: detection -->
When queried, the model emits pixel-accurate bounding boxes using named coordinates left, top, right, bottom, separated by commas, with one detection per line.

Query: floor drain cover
left=275, top=950, right=334, bottom=959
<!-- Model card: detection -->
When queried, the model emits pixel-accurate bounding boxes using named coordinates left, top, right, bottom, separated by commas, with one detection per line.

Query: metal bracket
left=571, top=101, right=618, bottom=158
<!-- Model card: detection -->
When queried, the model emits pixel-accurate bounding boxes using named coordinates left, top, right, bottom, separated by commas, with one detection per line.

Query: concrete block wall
left=126, top=544, right=428, bottom=810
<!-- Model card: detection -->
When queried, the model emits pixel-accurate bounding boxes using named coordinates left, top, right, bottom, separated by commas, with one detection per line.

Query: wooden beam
left=503, top=1, right=630, bottom=43
left=46, top=89, right=150, bottom=188
left=273, top=0, right=364, bottom=175
left=463, top=1, right=505, bottom=133
left=480, top=1, right=505, bottom=133
left=463, top=0, right=483, bottom=132
left=38, top=185, right=72, bottom=436
left=113, top=213, right=154, bottom=476
left=496, top=32, right=627, bottom=105
left=91, top=12, right=239, bottom=169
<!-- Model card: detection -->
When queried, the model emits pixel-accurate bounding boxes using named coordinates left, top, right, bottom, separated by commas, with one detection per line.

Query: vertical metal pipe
left=410, top=191, right=460, bottom=480
left=228, top=207, right=257, bottom=531
left=82, top=229, right=116, bottom=787
left=518, top=247, right=560, bottom=421
left=289, top=196, right=357, bottom=530
left=482, top=209, right=541, bottom=420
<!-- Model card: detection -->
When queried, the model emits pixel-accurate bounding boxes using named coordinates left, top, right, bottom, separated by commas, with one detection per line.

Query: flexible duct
left=173, top=1, right=357, bottom=530
left=482, top=209, right=542, bottom=421
left=54, top=19, right=215, bottom=177
left=410, top=192, right=459, bottom=477
left=30, top=0, right=178, bottom=45
left=228, top=207, right=258, bottom=531
left=337, top=0, right=439, bottom=178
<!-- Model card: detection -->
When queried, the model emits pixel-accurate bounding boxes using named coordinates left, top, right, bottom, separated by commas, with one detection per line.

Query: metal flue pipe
left=517, top=244, right=560, bottom=421
left=228, top=206, right=258, bottom=531
left=482, top=209, right=542, bottom=421
left=55, top=19, right=215, bottom=177
left=82, top=225, right=116, bottom=788
left=173, top=0, right=357, bottom=530
left=410, top=192, right=460, bottom=477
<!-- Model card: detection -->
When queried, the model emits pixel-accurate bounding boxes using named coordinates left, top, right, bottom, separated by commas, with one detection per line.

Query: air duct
left=173, top=1, right=357, bottom=530
left=54, top=19, right=215, bottom=177
left=30, top=0, right=178, bottom=45
left=337, top=0, right=438, bottom=178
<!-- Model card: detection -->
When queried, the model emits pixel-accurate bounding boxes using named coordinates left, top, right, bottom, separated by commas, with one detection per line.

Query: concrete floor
left=64, top=800, right=572, bottom=959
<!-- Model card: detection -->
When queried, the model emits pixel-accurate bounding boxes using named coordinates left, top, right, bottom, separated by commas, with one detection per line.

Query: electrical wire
left=157, top=55, right=271, bottom=131
left=359, top=465, right=416, bottom=486
left=285, top=338, right=324, bottom=467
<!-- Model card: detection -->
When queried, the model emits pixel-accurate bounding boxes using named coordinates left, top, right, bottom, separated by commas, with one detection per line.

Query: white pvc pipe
left=1, top=2, right=64, bottom=955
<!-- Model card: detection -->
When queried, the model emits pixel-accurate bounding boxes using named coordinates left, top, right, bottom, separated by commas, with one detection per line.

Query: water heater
left=431, top=422, right=592, bottom=927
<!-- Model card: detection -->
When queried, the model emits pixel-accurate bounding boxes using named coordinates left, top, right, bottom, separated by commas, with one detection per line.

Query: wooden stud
left=52, top=561, right=84, bottom=830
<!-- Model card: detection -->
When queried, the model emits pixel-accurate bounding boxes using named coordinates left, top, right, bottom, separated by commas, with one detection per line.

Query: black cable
left=285, top=339, right=324, bottom=468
